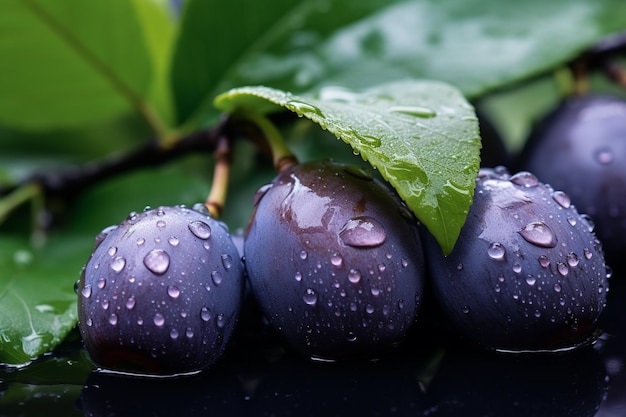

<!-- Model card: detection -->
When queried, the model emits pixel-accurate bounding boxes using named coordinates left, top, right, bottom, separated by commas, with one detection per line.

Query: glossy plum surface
left=244, top=161, right=426, bottom=360
left=424, top=167, right=609, bottom=352
left=77, top=205, right=245, bottom=376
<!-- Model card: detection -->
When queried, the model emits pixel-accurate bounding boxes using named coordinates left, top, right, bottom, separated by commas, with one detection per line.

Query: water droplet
left=216, top=314, right=226, bottom=329
left=339, top=216, right=386, bottom=248
left=567, top=217, right=577, bottom=226
left=108, top=314, right=118, bottom=326
left=526, top=275, right=536, bottom=286
left=300, top=250, right=308, bottom=260
left=567, top=252, right=579, bottom=267
left=81, top=285, right=92, bottom=299
left=580, top=214, right=595, bottom=232
left=510, top=171, right=539, bottom=187
left=170, top=328, right=179, bottom=340
left=143, top=249, right=170, bottom=275
left=168, top=236, right=179, bottom=246
left=200, top=307, right=212, bottom=322
left=167, top=285, right=180, bottom=299
left=156, top=220, right=166, bottom=229
left=518, top=222, right=557, bottom=248
left=348, top=269, right=362, bottom=284
left=388, top=105, right=437, bottom=118
left=487, top=242, right=506, bottom=260
left=125, top=296, right=136, bottom=310
left=86, top=318, right=93, bottom=327
left=371, top=287, right=381, bottom=296
left=153, top=313, right=165, bottom=327
left=366, top=304, right=375, bottom=314
left=557, top=262, right=569, bottom=276
left=595, top=147, right=614, bottom=164
left=97, top=278, right=106, bottom=289
left=101, top=299, right=109, bottom=310
left=554, top=283, right=562, bottom=293
left=538, top=255, right=550, bottom=268
left=211, top=271, right=223, bottom=286
left=295, top=271, right=303, bottom=282
left=456, top=263, right=463, bottom=271
left=303, top=288, right=318, bottom=306
left=188, top=220, right=212, bottom=240
left=287, top=100, right=325, bottom=118
left=111, top=257, right=126, bottom=273
left=330, top=254, right=343, bottom=268
left=552, top=191, right=571, bottom=208
left=513, top=263, right=522, bottom=273
left=583, top=248, right=593, bottom=260
left=107, top=246, right=117, bottom=257
left=136, top=238, right=145, bottom=246
left=221, top=254, right=233, bottom=270
left=401, top=258, right=409, bottom=268
left=347, top=332, right=357, bottom=342
left=186, top=328, right=194, bottom=338
left=462, top=305, right=470, bottom=314
left=377, top=263, right=386, bottom=273
left=344, top=165, right=373, bottom=180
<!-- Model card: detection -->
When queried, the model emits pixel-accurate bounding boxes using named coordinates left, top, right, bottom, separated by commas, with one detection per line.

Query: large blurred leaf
left=0, top=0, right=175, bottom=132
left=170, top=0, right=301, bottom=129
left=216, top=80, right=481, bottom=254
left=187, top=0, right=626, bottom=128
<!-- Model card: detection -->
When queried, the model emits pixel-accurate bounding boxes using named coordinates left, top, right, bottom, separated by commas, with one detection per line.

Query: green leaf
left=0, top=0, right=174, bottom=133
left=215, top=80, right=481, bottom=254
left=221, top=0, right=626, bottom=100
left=169, top=0, right=300, bottom=129
left=0, top=235, right=90, bottom=364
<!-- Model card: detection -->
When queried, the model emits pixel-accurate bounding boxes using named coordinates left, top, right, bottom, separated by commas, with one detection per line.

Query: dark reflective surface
left=1, top=274, right=626, bottom=417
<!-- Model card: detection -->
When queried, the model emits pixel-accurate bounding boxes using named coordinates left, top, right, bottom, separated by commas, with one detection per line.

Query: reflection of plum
left=427, top=346, right=608, bottom=417
left=243, top=353, right=429, bottom=417
left=595, top=278, right=626, bottom=416
left=78, top=368, right=246, bottom=417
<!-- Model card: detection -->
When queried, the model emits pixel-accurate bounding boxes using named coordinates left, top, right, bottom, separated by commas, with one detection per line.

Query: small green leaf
left=0, top=235, right=90, bottom=364
left=215, top=80, right=481, bottom=254
left=0, top=0, right=173, bottom=133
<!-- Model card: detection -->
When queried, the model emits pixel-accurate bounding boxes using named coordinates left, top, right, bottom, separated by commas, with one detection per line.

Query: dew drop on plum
left=339, top=216, right=386, bottom=248
left=510, top=171, right=539, bottom=187
left=153, top=313, right=165, bottom=327
left=110, top=257, right=126, bottom=273
left=552, top=191, right=571, bottom=208
left=142, top=249, right=169, bottom=275
left=188, top=220, right=212, bottom=240
left=167, top=285, right=180, bottom=299
left=488, top=242, right=506, bottom=260
left=200, top=307, right=212, bottom=322
left=211, top=271, right=223, bottom=286
left=303, top=288, right=318, bottom=306
left=518, top=222, right=557, bottom=248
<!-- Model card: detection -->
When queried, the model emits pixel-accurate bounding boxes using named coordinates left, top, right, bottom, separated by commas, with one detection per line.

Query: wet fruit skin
left=517, top=94, right=626, bottom=268
left=77, top=205, right=245, bottom=376
left=244, top=161, right=426, bottom=360
left=424, top=167, right=608, bottom=352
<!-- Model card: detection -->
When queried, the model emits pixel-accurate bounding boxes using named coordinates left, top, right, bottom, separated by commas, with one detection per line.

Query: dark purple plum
left=77, top=205, right=245, bottom=376
left=518, top=94, right=626, bottom=268
left=424, top=167, right=608, bottom=352
left=244, top=161, right=426, bottom=361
